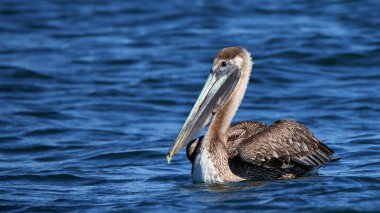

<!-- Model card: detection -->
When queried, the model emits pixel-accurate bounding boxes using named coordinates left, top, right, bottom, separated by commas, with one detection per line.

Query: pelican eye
left=221, top=61, right=227, bottom=67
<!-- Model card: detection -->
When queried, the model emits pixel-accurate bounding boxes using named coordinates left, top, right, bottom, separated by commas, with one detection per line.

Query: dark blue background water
left=1, top=0, right=379, bottom=212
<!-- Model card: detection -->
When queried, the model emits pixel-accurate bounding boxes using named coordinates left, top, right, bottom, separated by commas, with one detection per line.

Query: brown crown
left=216, top=47, right=244, bottom=60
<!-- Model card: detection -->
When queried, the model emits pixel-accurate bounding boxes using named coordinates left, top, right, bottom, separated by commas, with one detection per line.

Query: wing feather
left=237, top=120, right=334, bottom=168
left=226, top=121, right=267, bottom=156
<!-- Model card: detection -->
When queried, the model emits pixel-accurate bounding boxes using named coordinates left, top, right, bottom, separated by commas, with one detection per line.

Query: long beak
left=167, top=65, right=241, bottom=163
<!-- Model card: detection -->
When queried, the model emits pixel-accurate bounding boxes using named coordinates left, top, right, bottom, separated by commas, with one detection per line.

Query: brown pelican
left=167, top=47, right=335, bottom=183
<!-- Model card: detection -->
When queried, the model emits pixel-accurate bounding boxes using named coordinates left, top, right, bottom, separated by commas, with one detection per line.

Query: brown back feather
left=237, top=120, right=334, bottom=168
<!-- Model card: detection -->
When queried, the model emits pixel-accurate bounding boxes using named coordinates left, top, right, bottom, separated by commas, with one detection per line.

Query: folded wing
left=237, top=120, right=334, bottom=168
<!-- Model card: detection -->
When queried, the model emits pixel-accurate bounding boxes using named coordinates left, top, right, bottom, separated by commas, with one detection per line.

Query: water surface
left=1, top=0, right=380, bottom=212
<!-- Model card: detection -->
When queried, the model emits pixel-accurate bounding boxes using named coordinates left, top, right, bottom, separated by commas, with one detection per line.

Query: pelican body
left=167, top=47, right=335, bottom=183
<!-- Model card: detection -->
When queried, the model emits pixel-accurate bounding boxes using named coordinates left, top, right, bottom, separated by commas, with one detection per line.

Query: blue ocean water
left=0, top=0, right=379, bottom=212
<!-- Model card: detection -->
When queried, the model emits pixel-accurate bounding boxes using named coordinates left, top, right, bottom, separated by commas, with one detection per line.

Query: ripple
left=73, top=58, right=139, bottom=66
left=0, top=136, right=21, bottom=143
left=0, top=0, right=379, bottom=211
left=0, top=84, right=46, bottom=93
left=86, top=149, right=163, bottom=161
left=23, top=128, right=72, bottom=137
left=0, top=174, right=95, bottom=183
left=13, top=110, right=71, bottom=120
left=0, top=65, right=52, bottom=80
left=0, top=145, right=58, bottom=153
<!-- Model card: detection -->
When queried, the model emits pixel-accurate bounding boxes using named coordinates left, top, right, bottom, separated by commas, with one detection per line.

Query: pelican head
left=167, top=47, right=253, bottom=163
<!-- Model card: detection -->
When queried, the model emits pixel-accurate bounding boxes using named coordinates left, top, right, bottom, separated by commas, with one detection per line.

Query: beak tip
left=166, top=153, right=172, bottom=164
